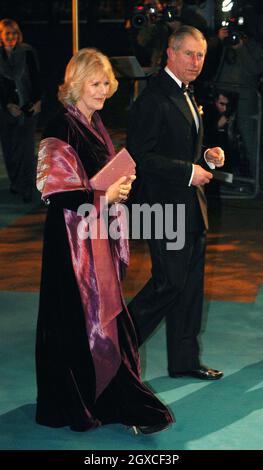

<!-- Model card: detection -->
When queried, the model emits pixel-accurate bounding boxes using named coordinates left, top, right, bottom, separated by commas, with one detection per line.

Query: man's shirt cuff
left=188, top=164, right=194, bottom=186
left=204, top=149, right=215, bottom=169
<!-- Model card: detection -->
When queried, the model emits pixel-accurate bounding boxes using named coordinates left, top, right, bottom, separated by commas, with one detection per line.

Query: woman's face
left=1, top=26, right=19, bottom=49
left=76, top=72, right=110, bottom=121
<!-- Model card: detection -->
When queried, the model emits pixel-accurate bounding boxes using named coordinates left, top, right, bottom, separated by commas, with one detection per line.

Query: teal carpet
left=1, top=152, right=263, bottom=451
left=0, top=289, right=263, bottom=450
left=0, top=179, right=41, bottom=229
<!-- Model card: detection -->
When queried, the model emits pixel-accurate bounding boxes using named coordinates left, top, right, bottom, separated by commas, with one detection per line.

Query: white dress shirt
left=164, top=67, right=215, bottom=186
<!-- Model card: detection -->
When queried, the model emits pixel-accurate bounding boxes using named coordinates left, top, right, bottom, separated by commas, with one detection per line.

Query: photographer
left=130, top=0, right=165, bottom=68
left=211, top=21, right=263, bottom=180
left=134, top=0, right=208, bottom=69
left=203, top=89, right=245, bottom=175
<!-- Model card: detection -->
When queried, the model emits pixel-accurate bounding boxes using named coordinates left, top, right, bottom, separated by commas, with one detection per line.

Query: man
left=214, top=26, right=263, bottom=179
left=127, top=25, right=225, bottom=380
left=203, top=89, right=244, bottom=175
left=203, top=90, right=232, bottom=160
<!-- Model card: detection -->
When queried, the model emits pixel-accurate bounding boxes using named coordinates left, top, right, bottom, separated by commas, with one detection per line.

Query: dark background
left=1, top=0, right=263, bottom=128
left=0, top=1, right=133, bottom=127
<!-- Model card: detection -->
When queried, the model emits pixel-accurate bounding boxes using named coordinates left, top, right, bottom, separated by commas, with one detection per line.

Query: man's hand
left=218, top=115, right=228, bottom=128
left=29, top=100, right=41, bottom=115
left=6, top=103, right=22, bottom=117
left=191, top=165, right=213, bottom=186
left=217, top=27, right=228, bottom=42
left=205, top=147, right=225, bottom=167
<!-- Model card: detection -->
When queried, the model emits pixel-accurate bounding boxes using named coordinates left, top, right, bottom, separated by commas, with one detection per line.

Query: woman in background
left=0, top=18, right=41, bottom=202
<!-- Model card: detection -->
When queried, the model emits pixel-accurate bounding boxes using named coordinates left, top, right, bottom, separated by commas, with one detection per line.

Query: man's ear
left=166, top=46, right=175, bottom=61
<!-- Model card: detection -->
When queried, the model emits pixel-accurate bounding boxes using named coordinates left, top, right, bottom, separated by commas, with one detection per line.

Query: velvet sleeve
left=48, top=190, right=94, bottom=212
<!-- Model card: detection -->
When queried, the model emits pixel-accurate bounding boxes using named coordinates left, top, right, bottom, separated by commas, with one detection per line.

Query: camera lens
left=131, top=13, right=147, bottom=28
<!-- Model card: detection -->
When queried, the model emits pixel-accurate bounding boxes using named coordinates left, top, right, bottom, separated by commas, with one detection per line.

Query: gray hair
left=168, top=25, right=207, bottom=53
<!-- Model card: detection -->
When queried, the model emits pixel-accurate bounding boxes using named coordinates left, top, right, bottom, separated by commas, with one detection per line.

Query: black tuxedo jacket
left=127, top=69, right=208, bottom=232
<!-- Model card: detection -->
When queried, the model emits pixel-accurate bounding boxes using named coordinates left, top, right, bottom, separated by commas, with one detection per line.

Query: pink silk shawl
left=36, top=108, right=130, bottom=398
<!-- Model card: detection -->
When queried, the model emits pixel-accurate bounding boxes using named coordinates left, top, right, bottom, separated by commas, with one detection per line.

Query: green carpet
left=0, top=289, right=263, bottom=450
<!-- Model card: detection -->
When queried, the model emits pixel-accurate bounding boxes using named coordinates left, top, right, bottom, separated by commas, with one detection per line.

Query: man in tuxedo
left=127, top=25, right=225, bottom=380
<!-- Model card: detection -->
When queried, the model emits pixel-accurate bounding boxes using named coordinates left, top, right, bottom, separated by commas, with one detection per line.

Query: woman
left=0, top=18, right=41, bottom=202
left=35, top=48, right=173, bottom=434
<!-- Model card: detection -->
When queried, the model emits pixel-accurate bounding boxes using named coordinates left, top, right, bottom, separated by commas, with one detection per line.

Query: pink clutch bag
left=90, top=147, right=136, bottom=191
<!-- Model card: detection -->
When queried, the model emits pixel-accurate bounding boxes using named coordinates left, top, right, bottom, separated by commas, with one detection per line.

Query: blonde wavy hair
left=0, top=18, right=23, bottom=44
left=58, top=48, right=118, bottom=106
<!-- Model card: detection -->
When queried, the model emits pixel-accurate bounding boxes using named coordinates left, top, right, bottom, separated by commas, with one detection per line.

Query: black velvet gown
left=35, top=107, right=173, bottom=431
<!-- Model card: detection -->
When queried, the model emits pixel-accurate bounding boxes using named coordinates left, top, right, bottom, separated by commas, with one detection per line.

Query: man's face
left=167, top=35, right=206, bottom=84
left=215, top=94, right=229, bottom=115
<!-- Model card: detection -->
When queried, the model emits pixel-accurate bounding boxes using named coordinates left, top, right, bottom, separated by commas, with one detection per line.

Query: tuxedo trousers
left=127, top=231, right=206, bottom=372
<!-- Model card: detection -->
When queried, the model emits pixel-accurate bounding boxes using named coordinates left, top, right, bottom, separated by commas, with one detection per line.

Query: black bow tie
left=181, top=83, right=194, bottom=95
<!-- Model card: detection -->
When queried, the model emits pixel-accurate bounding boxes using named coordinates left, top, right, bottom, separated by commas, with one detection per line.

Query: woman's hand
left=106, top=175, right=136, bottom=204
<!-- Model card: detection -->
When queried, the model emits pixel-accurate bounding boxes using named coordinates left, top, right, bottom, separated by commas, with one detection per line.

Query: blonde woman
left=35, top=48, right=173, bottom=434
left=0, top=18, right=41, bottom=202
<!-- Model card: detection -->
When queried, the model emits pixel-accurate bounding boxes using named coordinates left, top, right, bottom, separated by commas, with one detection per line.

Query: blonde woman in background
left=0, top=18, right=41, bottom=202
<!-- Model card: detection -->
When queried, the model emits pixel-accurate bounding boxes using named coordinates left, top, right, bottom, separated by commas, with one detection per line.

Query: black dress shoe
left=133, top=422, right=171, bottom=435
left=169, top=366, right=223, bottom=380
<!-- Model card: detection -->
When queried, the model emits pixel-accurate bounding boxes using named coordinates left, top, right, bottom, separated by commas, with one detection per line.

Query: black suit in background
left=127, top=69, right=209, bottom=374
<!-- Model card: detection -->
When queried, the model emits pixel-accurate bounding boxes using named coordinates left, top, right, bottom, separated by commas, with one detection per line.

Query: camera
left=131, top=3, right=181, bottom=29
left=223, top=17, right=245, bottom=46
left=131, top=4, right=159, bottom=29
